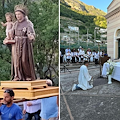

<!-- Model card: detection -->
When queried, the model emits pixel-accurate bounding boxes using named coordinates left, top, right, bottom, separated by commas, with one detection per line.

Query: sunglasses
left=4, top=89, right=14, bottom=97
left=4, top=90, right=11, bottom=93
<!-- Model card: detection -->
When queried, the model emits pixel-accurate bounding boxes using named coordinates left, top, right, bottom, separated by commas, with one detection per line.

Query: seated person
left=95, top=51, right=99, bottom=64
left=87, top=48, right=92, bottom=62
left=71, top=49, right=76, bottom=63
left=92, top=50, right=96, bottom=62
left=66, top=51, right=71, bottom=64
left=76, top=51, right=79, bottom=63
left=72, top=61, right=93, bottom=91
left=79, top=48, right=85, bottom=62
left=65, top=48, right=71, bottom=54
left=99, top=50, right=103, bottom=57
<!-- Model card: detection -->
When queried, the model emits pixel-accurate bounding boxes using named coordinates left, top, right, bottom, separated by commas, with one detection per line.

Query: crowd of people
left=60, top=46, right=107, bottom=64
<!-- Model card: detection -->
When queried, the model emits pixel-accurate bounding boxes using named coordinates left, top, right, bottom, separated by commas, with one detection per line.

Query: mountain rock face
left=61, top=0, right=106, bottom=16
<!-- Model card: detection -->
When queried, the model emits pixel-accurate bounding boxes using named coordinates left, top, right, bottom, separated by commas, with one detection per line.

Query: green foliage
left=60, top=4, right=95, bottom=23
left=94, top=16, right=107, bottom=28
left=28, top=0, right=59, bottom=80
left=60, top=4, right=97, bottom=35
left=60, top=1, right=107, bottom=35
left=60, top=0, right=107, bottom=52
left=60, top=27, right=65, bottom=33
left=0, top=46, right=11, bottom=80
left=60, top=42, right=107, bottom=53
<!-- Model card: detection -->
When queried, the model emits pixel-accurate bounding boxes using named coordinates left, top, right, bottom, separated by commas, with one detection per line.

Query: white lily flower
left=106, top=72, right=109, bottom=75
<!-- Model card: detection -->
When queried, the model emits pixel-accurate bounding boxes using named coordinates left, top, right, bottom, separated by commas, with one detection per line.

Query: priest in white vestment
left=72, top=61, right=93, bottom=91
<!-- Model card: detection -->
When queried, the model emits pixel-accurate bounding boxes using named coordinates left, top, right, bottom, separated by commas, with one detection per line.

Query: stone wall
left=106, top=0, right=120, bottom=59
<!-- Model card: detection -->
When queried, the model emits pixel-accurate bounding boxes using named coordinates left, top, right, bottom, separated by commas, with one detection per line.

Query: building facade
left=106, top=0, right=120, bottom=59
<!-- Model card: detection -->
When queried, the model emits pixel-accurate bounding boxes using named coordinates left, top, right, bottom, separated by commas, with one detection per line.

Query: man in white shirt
left=65, top=48, right=71, bottom=54
left=78, top=46, right=82, bottom=58
left=72, top=61, right=93, bottom=91
left=76, top=51, right=80, bottom=62
left=23, top=99, right=41, bottom=120
left=66, top=51, right=71, bottom=64
left=87, top=48, right=92, bottom=62
left=78, top=46, right=82, bottom=52
left=92, top=50, right=96, bottom=62
left=99, top=50, right=103, bottom=57
left=95, top=51, right=99, bottom=64
left=71, top=49, right=76, bottom=63
left=79, top=48, right=85, bottom=62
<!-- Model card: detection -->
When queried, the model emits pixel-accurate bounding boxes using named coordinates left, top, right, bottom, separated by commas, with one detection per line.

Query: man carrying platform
left=23, top=99, right=41, bottom=120
left=0, top=89, right=23, bottom=120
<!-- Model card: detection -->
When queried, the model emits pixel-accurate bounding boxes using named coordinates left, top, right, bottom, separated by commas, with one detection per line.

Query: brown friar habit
left=10, top=18, right=36, bottom=81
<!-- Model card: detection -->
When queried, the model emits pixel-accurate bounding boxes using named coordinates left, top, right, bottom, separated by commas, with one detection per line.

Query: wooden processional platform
left=0, top=80, right=59, bottom=101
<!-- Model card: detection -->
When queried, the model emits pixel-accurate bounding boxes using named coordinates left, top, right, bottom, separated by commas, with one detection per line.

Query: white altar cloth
left=102, top=62, right=120, bottom=81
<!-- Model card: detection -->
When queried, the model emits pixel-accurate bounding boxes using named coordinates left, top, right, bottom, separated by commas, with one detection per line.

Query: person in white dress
left=78, top=46, right=82, bottom=59
left=65, top=48, right=71, bottom=54
left=76, top=51, right=79, bottom=63
left=74, top=50, right=77, bottom=63
left=71, top=49, right=76, bottom=63
left=64, top=48, right=71, bottom=63
left=95, top=51, right=99, bottom=64
left=99, top=50, right=103, bottom=57
left=92, top=50, right=96, bottom=62
left=66, top=51, right=71, bottom=64
left=81, top=48, right=85, bottom=62
left=87, top=48, right=92, bottom=62
left=78, top=46, right=82, bottom=52
left=72, top=61, right=93, bottom=91
left=1, top=12, right=14, bottom=38
left=79, top=48, right=85, bottom=62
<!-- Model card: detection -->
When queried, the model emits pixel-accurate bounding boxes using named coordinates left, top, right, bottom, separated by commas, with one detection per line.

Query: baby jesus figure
left=1, top=12, right=15, bottom=44
left=1, top=12, right=14, bottom=38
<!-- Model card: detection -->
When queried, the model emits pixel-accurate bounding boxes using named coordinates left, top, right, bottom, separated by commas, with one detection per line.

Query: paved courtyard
left=60, top=64, right=120, bottom=120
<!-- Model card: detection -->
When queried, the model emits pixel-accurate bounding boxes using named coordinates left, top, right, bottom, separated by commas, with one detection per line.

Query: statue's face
left=15, top=11, right=24, bottom=21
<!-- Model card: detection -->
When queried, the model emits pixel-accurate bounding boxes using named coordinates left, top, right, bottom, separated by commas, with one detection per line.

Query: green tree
left=94, top=16, right=107, bottom=28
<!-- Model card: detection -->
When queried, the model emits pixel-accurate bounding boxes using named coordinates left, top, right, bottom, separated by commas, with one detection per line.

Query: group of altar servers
left=60, top=46, right=105, bottom=64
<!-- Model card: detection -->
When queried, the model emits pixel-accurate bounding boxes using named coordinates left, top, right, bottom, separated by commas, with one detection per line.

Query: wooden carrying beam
left=0, top=80, right=59, bottom=100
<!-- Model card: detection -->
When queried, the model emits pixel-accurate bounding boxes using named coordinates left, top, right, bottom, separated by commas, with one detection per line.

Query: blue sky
left=80, top=0, right=113, bottom=13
